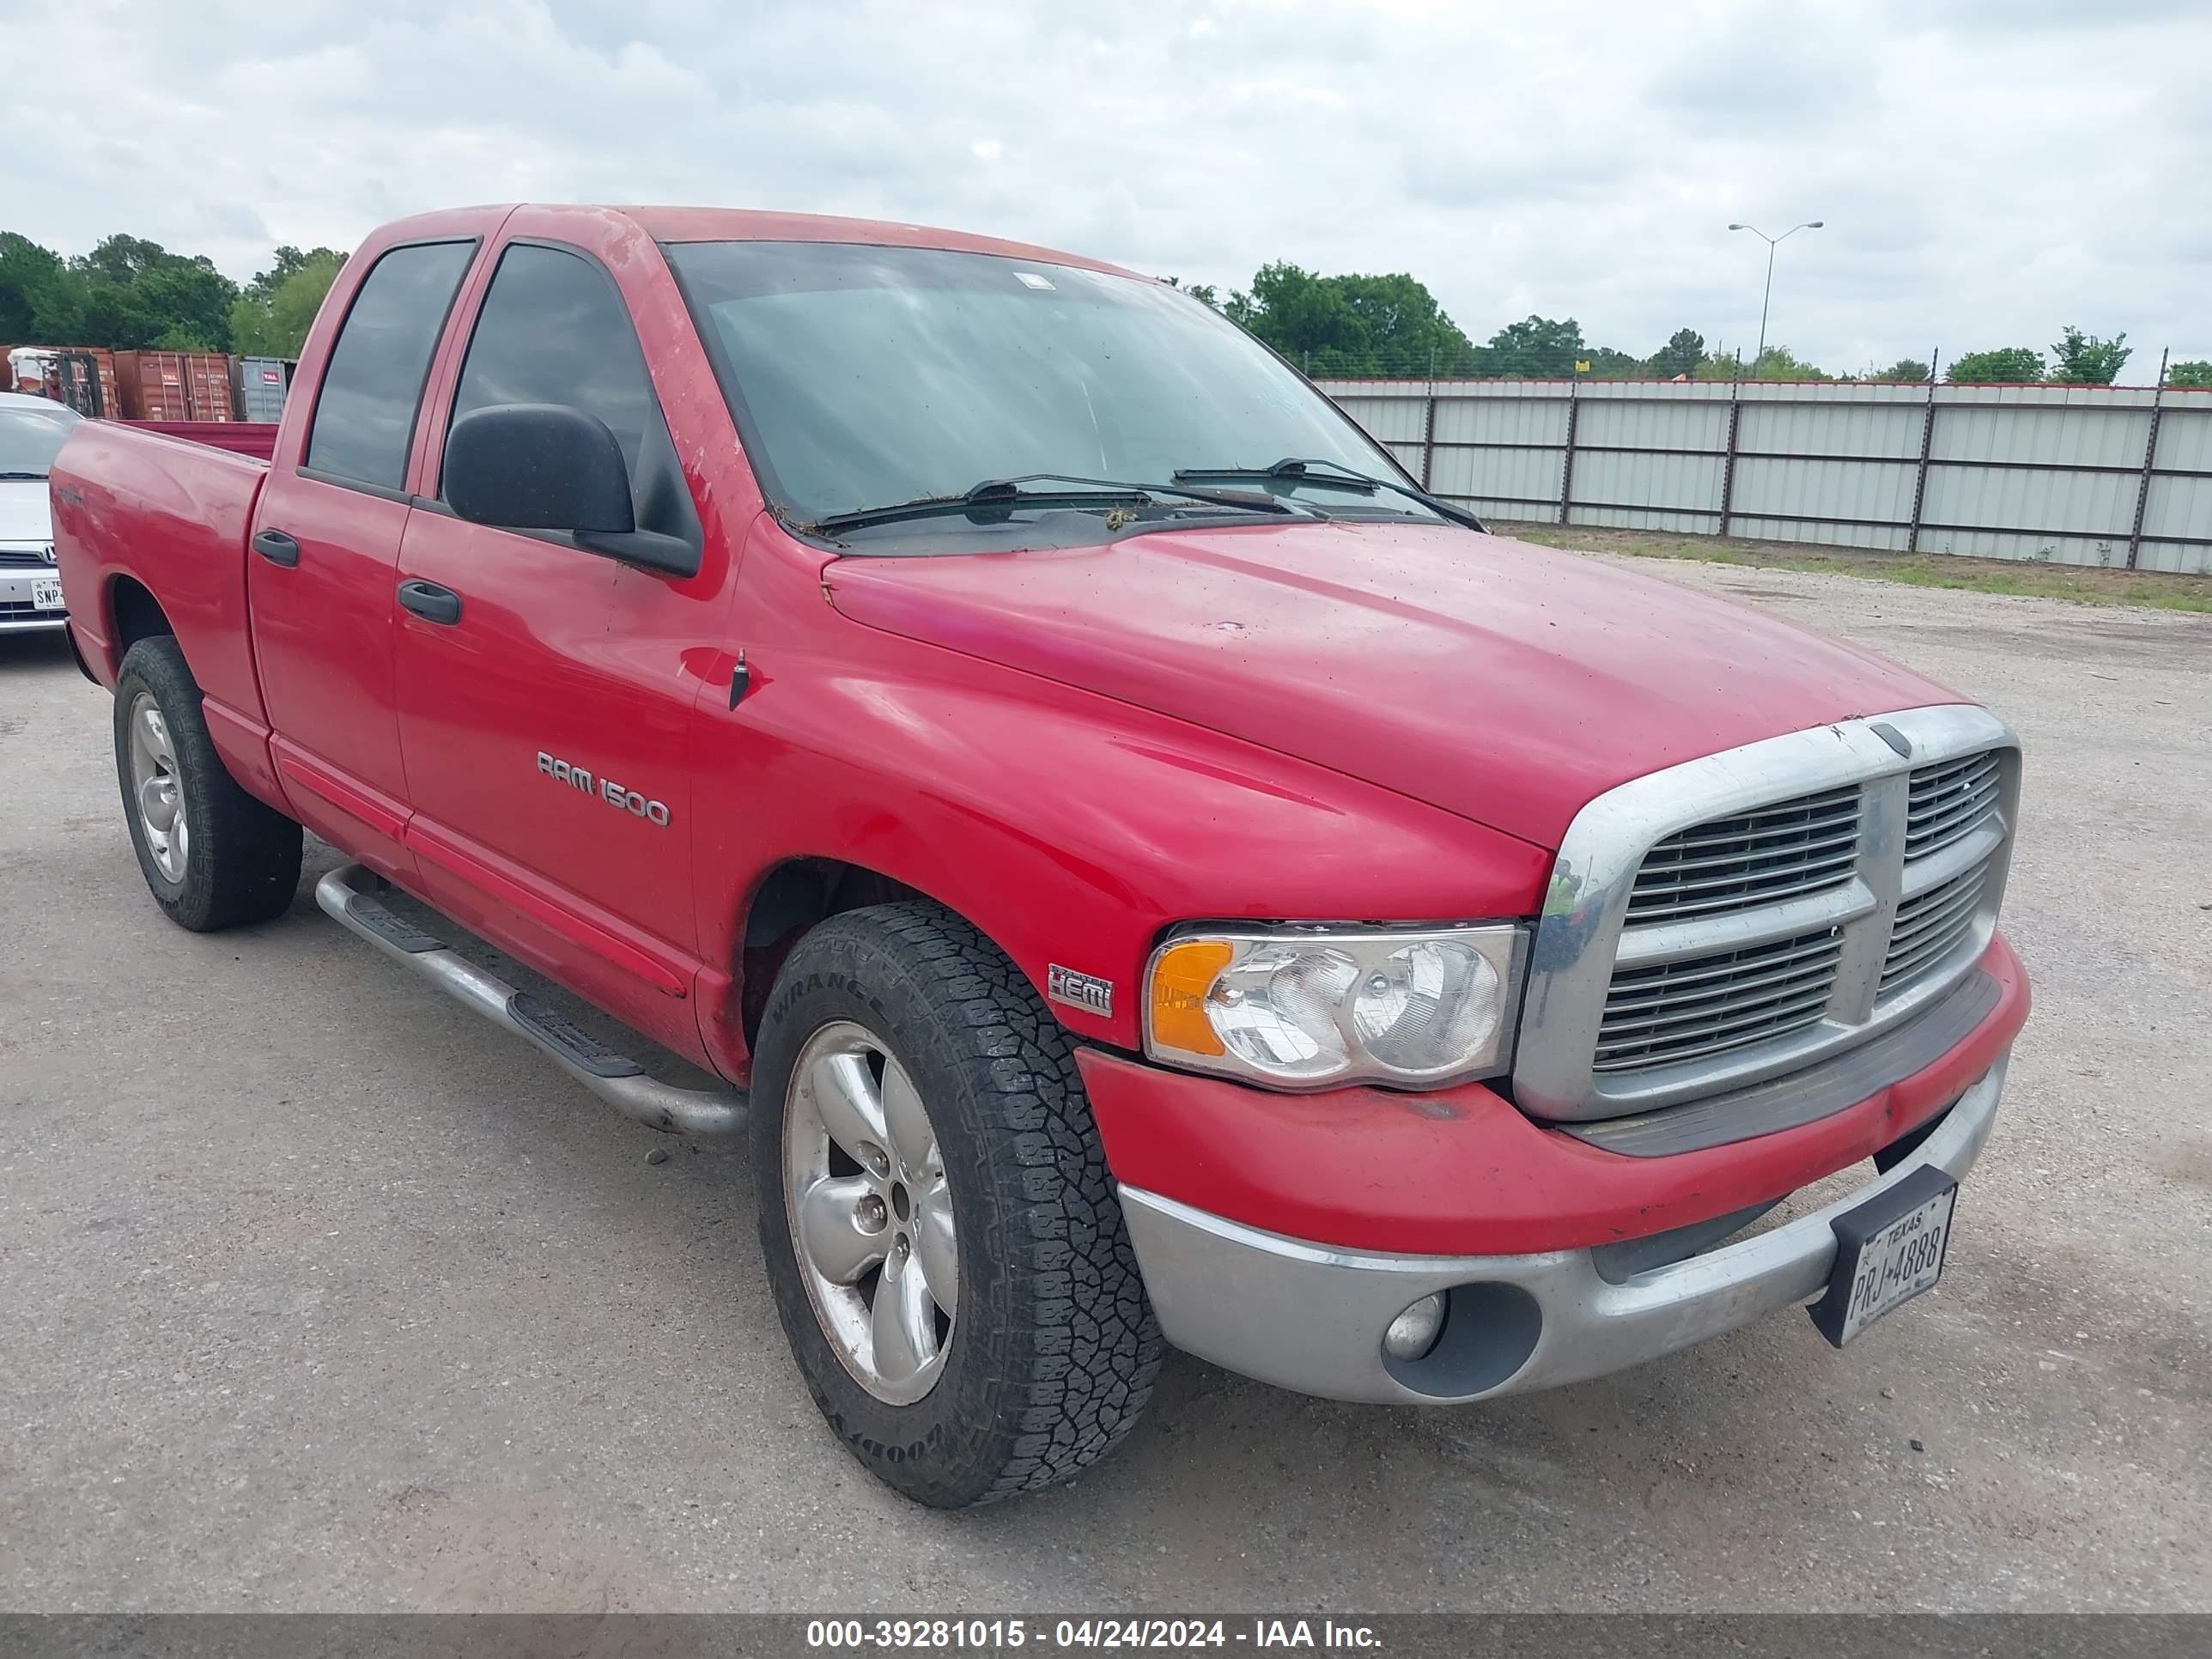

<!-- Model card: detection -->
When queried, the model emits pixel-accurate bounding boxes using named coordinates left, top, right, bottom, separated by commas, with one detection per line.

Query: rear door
left=391, top=225, right=731, bottom=1054
left=248, top=234, right=482, bottom=873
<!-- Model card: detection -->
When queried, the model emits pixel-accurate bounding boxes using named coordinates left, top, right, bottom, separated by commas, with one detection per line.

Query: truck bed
left=122, top=420, right=281, bottom=461
left=49, top=419, right=273, bottom=744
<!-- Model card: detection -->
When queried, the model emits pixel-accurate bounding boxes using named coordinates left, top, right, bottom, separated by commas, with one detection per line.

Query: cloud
left=3, top=0, right=2208, bottom=369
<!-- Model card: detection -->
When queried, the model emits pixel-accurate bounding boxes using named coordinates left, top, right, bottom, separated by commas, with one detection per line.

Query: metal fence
left=1317, top=375, right=2212, bottom=574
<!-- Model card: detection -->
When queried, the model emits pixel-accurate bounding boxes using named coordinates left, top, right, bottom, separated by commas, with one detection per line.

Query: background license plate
left=32, top=578, right=65, bottom=611
left=1809, top=1164, right=1957, bottom=1347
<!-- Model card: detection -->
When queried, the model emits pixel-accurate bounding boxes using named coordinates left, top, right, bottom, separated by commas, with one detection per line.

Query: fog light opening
left=1380, top=1282, right=1544, bottom=1398
left=1382, top=1292, right=1448, bottom=1362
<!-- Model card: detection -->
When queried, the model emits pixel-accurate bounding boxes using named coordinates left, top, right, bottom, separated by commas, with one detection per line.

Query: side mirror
left=445, top=403, right=635, bottom=536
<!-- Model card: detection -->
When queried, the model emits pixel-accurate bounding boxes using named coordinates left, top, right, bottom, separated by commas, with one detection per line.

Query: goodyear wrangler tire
left=751, top=902, right=1161, bottom=1507
left=112, top=636, right=303, bottom=932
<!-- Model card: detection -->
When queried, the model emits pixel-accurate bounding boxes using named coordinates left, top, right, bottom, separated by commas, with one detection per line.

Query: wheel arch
left=732, top=854, right=997, bottom=1055
left=108, top=574, right=178, bottom=658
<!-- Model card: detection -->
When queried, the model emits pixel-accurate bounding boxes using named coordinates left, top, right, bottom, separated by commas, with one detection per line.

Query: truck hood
left=0, top=479, right=53, bottom=545
left=825, top=520, right=1957, bottom=849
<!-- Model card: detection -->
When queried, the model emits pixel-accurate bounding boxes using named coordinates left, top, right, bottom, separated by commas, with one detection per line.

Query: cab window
left=443, top=243, right=698, bottom=545
left=305, top=240, right=475, bottom=490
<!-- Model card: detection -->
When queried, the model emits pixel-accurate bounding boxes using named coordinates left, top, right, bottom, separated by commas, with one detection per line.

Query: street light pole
left=1728, top=220, right=1823, bottom=368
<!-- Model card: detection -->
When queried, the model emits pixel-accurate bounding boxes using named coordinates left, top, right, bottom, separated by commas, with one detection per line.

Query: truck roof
left=372, top=204, right=1143, bottom=281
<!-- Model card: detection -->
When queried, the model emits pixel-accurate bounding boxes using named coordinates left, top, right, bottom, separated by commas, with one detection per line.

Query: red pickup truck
left=51, top=204, right=2029, bottom=1508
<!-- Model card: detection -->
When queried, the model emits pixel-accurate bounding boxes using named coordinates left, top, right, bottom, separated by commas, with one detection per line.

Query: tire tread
left=114, top=637, right=302, bottom=932
left=756, top=902, right=1161, bottom=1505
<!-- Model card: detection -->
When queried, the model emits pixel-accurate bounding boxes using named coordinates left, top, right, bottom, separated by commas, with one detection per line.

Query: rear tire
left=751, top=902, right=1161, bottom=1507
left=113, top=636, right=302, bottom=932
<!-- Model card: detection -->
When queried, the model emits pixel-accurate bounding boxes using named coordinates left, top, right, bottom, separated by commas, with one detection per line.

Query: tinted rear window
left=305, top=240, right=475, bottom=489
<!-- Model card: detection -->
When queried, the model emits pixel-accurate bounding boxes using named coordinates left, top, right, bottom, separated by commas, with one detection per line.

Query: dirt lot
left=3, top=557, right=2208, bottom=1613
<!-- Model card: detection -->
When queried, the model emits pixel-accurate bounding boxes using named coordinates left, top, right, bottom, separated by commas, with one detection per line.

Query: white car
left=0, top=390, right=78, bottom=635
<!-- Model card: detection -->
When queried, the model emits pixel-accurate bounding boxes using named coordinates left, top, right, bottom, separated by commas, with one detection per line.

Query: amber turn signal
left=1148, top=939, right=1234, bottom=1057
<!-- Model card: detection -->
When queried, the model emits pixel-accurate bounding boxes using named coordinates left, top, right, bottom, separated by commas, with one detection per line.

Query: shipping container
left=112, top=350, right=235, bottom=422
left=5, top=344, right=123, bottom=416
left=183, top=351, right=234, bottom=422
left=112, top=350, right=191, bottom=421
left=231, top=355, right=295, bottom=423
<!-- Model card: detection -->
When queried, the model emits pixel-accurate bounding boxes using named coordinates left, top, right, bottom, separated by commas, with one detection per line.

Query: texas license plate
left=32, top=578, right=64, bottom=611
left=1808, top=1164, right=1957, bottom=1347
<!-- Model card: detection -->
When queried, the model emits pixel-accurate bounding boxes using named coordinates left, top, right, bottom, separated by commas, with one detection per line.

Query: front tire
left=113, top=636, right=303, bottom=932
left=752, top=902, right=1161, bottom=1507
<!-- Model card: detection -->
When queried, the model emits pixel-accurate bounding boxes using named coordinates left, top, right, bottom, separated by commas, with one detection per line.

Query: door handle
left=396, top=579, right=463, bottom=626
left=252, top=528, right=301, bottom=567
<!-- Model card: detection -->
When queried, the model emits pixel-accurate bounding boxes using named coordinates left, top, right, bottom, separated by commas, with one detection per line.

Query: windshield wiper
left=810, top=472, right=1301, bottom=536
left=1172, top=458, right=1485, bottom=530
left=0, top=471, right=50, bottom=481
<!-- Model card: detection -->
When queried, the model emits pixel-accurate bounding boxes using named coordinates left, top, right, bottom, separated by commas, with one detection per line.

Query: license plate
left=32, top=577, right=65, bottom=611
left=1808, top=1164, right=1957, bottom=1347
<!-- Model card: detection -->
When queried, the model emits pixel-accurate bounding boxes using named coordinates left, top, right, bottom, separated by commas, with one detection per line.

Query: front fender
left=689, top=531, right=1551, bottom=1074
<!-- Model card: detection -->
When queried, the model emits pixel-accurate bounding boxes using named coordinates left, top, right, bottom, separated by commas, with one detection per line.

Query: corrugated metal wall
left=1316, top=378, right=2212, bottom=575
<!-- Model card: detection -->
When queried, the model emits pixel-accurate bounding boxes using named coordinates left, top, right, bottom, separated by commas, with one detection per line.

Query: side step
left=314, top=863, right=747, bottom=1139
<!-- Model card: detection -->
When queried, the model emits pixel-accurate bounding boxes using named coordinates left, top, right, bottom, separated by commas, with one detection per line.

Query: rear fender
left=50, top=422, right=283, bottom=810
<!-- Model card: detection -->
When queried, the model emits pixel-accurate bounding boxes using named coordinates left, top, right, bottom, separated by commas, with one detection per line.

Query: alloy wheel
left=782, top=1020, right=957, bottom=1404
left=126, top=691, right=189, bottom=883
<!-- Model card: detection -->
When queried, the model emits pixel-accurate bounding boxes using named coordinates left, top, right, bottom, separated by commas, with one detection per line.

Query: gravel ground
left=2, top=557, right=2207, bottom=1613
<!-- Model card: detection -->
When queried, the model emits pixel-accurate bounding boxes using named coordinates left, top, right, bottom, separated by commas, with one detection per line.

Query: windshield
left=664, top=240, right=1431, bottom=530
left=0, top=402, right=79, bottom=477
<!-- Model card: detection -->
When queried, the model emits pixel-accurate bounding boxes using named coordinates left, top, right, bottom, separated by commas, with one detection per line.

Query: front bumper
left=1120, top=1056, right=2006, bottom=1404
left=0, top=566, right=67, bottom=633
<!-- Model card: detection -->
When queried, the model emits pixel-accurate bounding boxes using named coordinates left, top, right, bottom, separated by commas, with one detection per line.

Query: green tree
left=1694, top=344, right=1830, bottom=381
left=1581, top=345, right=1644, bottom=376
left=245, top=245, right=344, bottom=304
left=229, top=248, right=344, bottom=358
left=2168, top=361, right=2212, bottom=389
left=1947, top=346, right=2045, bottom=383
left=1484, top=314, right=1585, bottom=377
left=1224, top=262, right=1484, bottom=376
left=2048, top=325, right=2130, bottom=386
left=1161, top=275, right=1219, bottom=308
left=0, top=231, right=70, bottom=341
left=1650, top=327, right=1705, bottom=378
left=36, top=234, right=240, bottom=351
left=1763, top=346, right=1831, bottom=380
left=1869, top=358, right=1931, bottom=382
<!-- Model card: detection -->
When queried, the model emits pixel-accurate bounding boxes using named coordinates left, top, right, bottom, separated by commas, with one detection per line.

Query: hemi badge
left=1048, top=964, right=1115, bottom=1018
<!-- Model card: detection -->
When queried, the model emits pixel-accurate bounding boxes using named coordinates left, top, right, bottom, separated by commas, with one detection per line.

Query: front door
left=247, top=235, right=479, bottom=873
left=392, top=235, right=731, bottom=1053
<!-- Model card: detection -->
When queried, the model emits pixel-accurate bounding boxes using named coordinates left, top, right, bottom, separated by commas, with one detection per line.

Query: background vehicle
left=0, top=390, right=79, bottom=633
left=48, top=205, right=2031, bottom=1507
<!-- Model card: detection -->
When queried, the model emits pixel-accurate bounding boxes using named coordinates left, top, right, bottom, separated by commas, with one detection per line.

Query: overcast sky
left=7, top=0, right=2206, bottom=375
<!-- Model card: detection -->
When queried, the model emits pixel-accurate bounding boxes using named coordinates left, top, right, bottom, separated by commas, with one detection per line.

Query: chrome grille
left=1881, top=857, right=1992, bottom=995
left=1513, top=708, right=2020, bottom=1124
left=0, top=548, right=56, bottom=568
left=1905, top=750, right=2001, bottom=860
left=1595, top=927, right=1844, bottom=1073
left=1624, top=786, right=1861, bottom=923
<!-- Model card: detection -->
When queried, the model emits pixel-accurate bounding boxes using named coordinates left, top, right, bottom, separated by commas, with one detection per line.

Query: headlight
left=1145, top=923, right=1527, bottom=1091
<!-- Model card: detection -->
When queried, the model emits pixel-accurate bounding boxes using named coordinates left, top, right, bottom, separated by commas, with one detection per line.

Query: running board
left=313, top=863, right=747, bottom=1138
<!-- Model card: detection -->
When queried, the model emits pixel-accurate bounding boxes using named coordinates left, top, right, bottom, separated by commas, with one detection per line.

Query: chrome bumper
left=1119, top=1056, right=2007, bottom=1404
left=0, top=568, right=68, bottom=632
